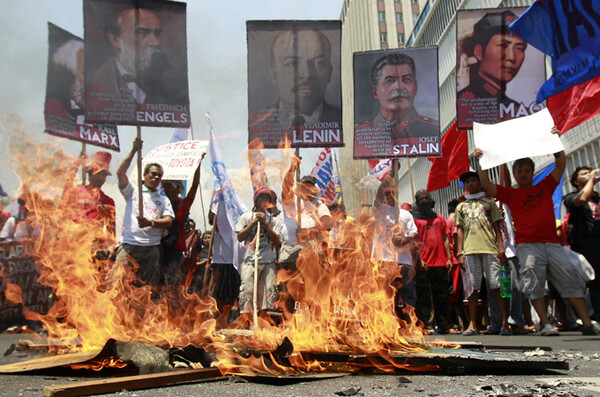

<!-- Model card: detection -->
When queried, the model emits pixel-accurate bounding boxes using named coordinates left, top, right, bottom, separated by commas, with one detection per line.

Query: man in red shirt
left=63, top=151, right=116, bottom=240
left=160, top=159, right=203, bottom=288
left=411, top=189, right=455, bottom=334
left=475, top=147, right=600, bottom=336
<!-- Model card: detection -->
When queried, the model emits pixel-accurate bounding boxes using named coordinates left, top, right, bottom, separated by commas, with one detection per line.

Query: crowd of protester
left=1, top=136, right=600, bottom=336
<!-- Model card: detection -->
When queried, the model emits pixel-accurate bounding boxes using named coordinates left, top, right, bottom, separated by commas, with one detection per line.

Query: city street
left=1, top=331, right=600, bottom=396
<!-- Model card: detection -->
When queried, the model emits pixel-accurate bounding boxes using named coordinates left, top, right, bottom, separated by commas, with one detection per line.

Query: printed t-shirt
left=495, top=174, right=559, bottom=244
left=454, top=198, right=502, bottom=255
left=120, top=182, right=175, bottom=246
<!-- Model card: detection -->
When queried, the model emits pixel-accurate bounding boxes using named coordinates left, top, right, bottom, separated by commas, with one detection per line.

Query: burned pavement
left=1, top=331, right=600, bottom=397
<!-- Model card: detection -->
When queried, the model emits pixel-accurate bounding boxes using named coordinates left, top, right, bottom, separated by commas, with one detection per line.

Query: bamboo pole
left=136, top=125, right=143, bottom=217
left=392, top=159, right=400, bottom=224
left=253, top=220, right=261, bottom=330
left=81, top=143, right=87, bottom=185
left=201, top=219, right=217, bottom=296
left=294, top=147, right=302, bottom=229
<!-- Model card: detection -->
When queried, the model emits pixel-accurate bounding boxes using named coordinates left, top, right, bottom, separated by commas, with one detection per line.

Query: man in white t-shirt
left=111, top=138, right=174, bottom=287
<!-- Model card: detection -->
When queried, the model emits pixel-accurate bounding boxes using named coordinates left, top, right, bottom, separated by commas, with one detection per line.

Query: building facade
left=338, top=0, right=600, bottom=218
left=339, top=0, right=430, bottom=212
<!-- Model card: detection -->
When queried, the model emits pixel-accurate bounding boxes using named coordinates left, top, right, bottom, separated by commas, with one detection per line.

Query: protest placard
left=0, top=241, right=52, bottom=322
left=247, top=20, right=342, bottom=148
left=474, top=108, right=563, bottom=170
left=141, top=140, right=208, bottom=181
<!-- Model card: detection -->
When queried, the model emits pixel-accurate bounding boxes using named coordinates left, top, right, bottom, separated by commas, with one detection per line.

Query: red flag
left=548, top=75, right=600, bottom=134
left=368, top=159, right=380, bottom=170
left=426, top=123, right=468, bottom=191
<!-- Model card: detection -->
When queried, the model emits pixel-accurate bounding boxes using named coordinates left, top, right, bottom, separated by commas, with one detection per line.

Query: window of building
left=395, top=12, right=403, bottom=24
left=378, top=11, right=386, bottom=22
left=413, top=12, right=419, bottom=24
left=398, top=33, right=405, bottom=44
left=380, top=32, right=387, bottom=43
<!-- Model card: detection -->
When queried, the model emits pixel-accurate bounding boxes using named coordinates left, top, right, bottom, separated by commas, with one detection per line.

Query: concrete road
left=1, top=331, right=600, bottom=397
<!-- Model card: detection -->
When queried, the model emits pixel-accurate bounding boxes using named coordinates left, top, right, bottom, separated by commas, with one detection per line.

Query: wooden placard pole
left=294, top=147, right=302, bottom=229
left=392, top=159, right=400, bottom=224
left=136, top=125, right=143, bottom=217
left=407, top=158, right=415, bottom=199
left=201, top=219, right=217, bottom=297
left=81, top=143, right=87, bottom=185
left=253, top=221, right=261, bottom=329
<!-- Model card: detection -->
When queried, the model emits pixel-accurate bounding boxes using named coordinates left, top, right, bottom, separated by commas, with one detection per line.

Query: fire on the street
left=1, top=132, right=431, bottom=376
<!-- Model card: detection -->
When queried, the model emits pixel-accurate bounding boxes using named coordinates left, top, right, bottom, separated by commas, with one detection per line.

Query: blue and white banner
left=248, top=148, right=270, bottom=192
left=208, top=120, right=248, bottom=264
left=510, top=0, right=600, bottom=102
left=310, top=147, right=343, bottom=204
left=355, top=158, right=392, bottom=190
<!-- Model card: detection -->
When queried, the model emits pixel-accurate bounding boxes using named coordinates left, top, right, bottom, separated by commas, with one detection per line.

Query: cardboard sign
left=45, top=23, right=120, bottom=151
left=455, top=8, right=546, bottom=129
left=142, top=140, right=208, bottom=181
left=353, top=47, right=440, bottom=159
left=247, top=20, right=342, bottom=148
left=0, top=241, right=53, bottom=322
left=474, top=108, right=564, bottom=170
left=84, top=0, right=190, bottom=128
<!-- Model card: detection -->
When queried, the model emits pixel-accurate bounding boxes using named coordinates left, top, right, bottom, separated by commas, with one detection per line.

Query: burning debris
left=0, top=132, right=570, bottom=397
left=1, top=133, right=434, bottom=376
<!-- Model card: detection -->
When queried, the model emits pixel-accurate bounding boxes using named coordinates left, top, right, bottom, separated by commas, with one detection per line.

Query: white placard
left=474, top=108, right=564, bottom=170
left=142, top=140, right=208, bottom=180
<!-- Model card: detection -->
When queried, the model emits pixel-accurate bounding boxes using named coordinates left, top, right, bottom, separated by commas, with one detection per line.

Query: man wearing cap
left=234, top=186, right=282, bottom=324
left=354, top=52, right=439, bottom=157
left=458, top=10, right=527, bottom=122
left=454, top=170, right=510, bottom=336
left=62, top=151, right=116, bottom=237
left=109, top=138, right=174, bottom=288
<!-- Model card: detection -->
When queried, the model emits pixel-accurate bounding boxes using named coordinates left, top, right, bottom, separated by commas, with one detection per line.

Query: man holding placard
left=109, top=138, right=174, bottom=288
left=474, top=142, right=600, bottom=336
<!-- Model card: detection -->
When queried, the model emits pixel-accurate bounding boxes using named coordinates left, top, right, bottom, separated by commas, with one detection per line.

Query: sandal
left=500, top=326, right=513, bottom=336
left=462, top=328, right=479, bottom=336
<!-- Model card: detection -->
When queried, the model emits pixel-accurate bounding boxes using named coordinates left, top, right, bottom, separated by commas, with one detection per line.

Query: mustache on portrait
left=388, top=91, right=411, bottom=101
left=292, top=79, right=317, bottom=93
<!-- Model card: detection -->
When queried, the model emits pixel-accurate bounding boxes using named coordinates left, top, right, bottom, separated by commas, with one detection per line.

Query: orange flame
left=4, top=130, right=432, bottom=376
